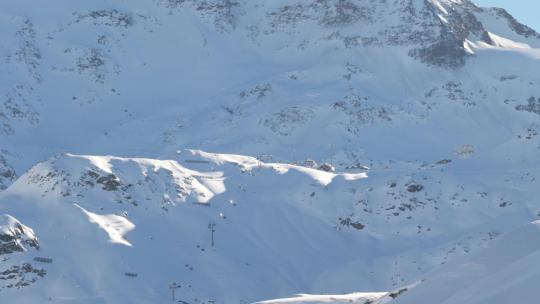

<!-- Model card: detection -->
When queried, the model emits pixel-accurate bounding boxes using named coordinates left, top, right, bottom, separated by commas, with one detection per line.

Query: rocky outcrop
left=159, top=0, right=239, bottom=32
left=0, top=85, right=40, bottom=136
left=0, top=154, right=16, bottom=190
left=516, top=97, right=540, bottom=116
left=489, top=7, right=540, bottom=39
left=266, top=0, right=504, bottom=67
left=0, top=263, right=46, bottom=289
left=75, top=9, right=135, bottom=28
left=0, top=215, right=39, bottom=255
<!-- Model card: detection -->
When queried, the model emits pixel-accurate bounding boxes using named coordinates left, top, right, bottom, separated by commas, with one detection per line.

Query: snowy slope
left=255, top=291, right=389, bottom=304
left=392, top=220, right=540, bottom=304
left=1, top=149, right=539, bottom=303
left=1, top=0, right=540, bottom=176
left=0, top=151, right=371, bottom=303
left=264, top=216, right=540, bottom=304
left=1, top=0, right=540, bottom=303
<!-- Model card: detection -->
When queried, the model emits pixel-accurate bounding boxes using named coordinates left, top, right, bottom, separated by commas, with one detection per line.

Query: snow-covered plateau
left=1, top=0, right=540, bottom=303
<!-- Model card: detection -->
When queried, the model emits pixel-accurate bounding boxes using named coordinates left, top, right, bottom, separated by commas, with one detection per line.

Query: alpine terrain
left=1, top=0, right=540, bottom=303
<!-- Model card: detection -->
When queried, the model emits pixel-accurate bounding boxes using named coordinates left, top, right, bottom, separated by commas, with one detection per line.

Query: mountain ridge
left=1, top=1, right=540, bottom=303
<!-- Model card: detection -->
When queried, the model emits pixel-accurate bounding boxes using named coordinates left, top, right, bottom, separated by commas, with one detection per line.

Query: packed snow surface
left=75, top=204, right=136, bottom=247
left=256, top=292, right=388, bottom=304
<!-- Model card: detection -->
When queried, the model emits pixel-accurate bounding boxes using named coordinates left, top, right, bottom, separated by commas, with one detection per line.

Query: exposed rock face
left=14, top=19, right=42, bottom=82
left=0, top=215, right=39, bottom=255
left=406, top=181, right=424, bottom=193
left=148, top=0, right=540, bottom=69
left=408, top=0, right=493, bottom=67
left=0, top=215, right=46, bottom=291
left=22, top=154, right=224, bottom=208
left=159, top=0, right=239, bottom=32
left=489, top=7, right=540, bottom=39
left=95, top=173, right=123, bottom=191
left=268, top=0, right=373, bottom=28
left=516, top=97, right=540, bottom=116
left=1, top=85, right=39, bottom=136
left=262, top=106, right=315, bottom=136
left=1, top=18, right=41, bottom=137
left=318, top=163, right=336, bottom=172
left=0, top=263, right=46, bottom=289
left=76, top=9, right=135, bottom=28
left=0, top=155, right=16, bottom=191
left=264, top=0, right=530, bottom=67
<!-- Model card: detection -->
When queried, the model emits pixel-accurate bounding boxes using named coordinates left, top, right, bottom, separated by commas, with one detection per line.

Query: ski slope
left=1, top=0, right=540, bottom=303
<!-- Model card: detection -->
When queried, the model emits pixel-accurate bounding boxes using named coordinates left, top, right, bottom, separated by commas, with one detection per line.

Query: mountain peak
left=1, top=0, right=540, bottom=303
left=206, top=0, right=539, bottom=67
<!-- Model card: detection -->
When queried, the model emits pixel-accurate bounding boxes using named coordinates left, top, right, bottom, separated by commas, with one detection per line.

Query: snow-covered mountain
left=1, top=0, right=540, bottom=303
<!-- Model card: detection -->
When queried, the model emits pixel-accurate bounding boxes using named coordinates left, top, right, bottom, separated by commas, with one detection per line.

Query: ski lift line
left=197, top=176, right=225, bottom=180
left=191, top=201, right=213, bottom=208
left=169, top=282, right=182, bottom=302
left=34, top=257, right=53, bottom=263
left=208, top=222, right=216, bottom=247
left=184, top=160, right=212, bottom=164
